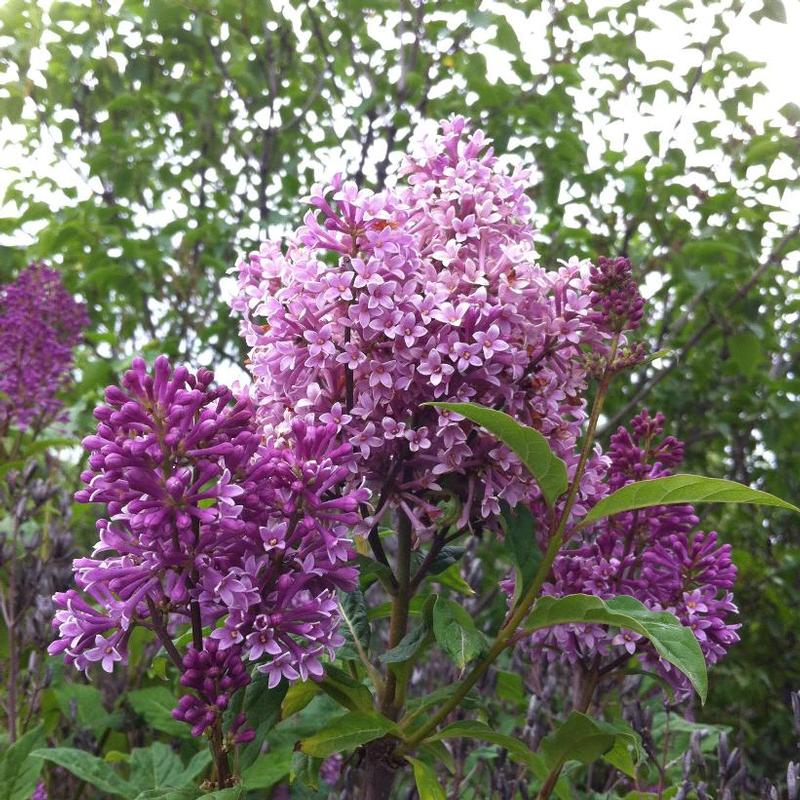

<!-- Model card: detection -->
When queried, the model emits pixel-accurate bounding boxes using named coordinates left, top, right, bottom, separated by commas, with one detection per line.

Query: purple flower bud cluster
left=588, top=256, right=645, bottom=333
left=172, top=639, right=253, bottom=739
left=527, top=410, right=739, bottom=692
left=232, top=117, right=613, bottom=534
left=0, top=262, right=87, bottom=431
left=49, top=357, right=366, bottom=735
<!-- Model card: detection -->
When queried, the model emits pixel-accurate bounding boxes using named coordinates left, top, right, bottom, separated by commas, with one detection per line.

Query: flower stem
left=397, top=335, right=620, bottom=754
left=380, top=509, right=413, bottom=718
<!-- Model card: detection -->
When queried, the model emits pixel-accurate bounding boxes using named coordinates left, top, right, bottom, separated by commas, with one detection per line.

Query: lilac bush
left=45, top=118, right=798, bottom=799
left=0, top=262, right=87, bottom=433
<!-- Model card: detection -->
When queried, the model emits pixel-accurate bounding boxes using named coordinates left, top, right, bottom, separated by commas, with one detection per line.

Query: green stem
left=398, top=336, right=620, bottom=753
left=380, top=510, right=413, bottom=718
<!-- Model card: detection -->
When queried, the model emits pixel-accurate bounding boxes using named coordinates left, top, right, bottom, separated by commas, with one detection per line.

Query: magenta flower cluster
left=530, top=410, right=739, bottom=690
left=232, top=117, right=619, bottom=533
left=49, top=356, right=366, bottom=735
left=587, top=256, right=645, bottom=333
left=173, top=640, right=253, bottom=740
left=0, top=262, right=87, bottom=432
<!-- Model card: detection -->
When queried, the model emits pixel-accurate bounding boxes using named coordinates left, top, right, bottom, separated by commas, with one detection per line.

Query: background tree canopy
left=1, top=0, right=799, bottom=778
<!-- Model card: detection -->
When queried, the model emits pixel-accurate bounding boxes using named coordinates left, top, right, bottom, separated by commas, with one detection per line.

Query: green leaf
left=236, top=677, right=288, bottom=769
left=382, top=623, right=433, bottom=665
left=540, top=712, right=617, bottom=770
left=201, top=788, right=244, bottom=800
left=241, top=746, right=293, bottom=790
left=31, top=748, right=136, bottom=799
left=127, top=687, right=190, bottom=738
left=128, top=743, right=188, bottom=792
left=432, top=596, right=485, bottom=670
left=755, top=0, right=787, bottom=23
left=289, top=750, right=322, bottom=791
left=406, top=757, right=445, bottom=800
left=426, top=402, right=568, bottom=507
left=54, top=684, right=118, bottom=736
left=431, top=562, right=475, bottom=596
left=281, top=681, right=321, bottom=718
left=501, top=503, right=542, bottom=601
left=402, top=685, right=482, bottom=726
left=133, top=788, right=197, bottom=800
left=580, top=474, right=799, bottom=528
left=318, top=664, right=375, bottom=713
left=0, top=725, right=45, bottom=800
left=426, top=720, right=572, bottom=799
left=383, top=594, right=436, bottom=665
left=416, top=545, right=466, bottom=576
left=299, top=711, right=399, bottom=758
left=181, top=751, right=212, bottom=784
left=428, top=720, right=537, bottom=771
left=525, top=594, right=707, bottom=701
left=339, top=589, right=371, bottom=651
left=356, top=554, right=394, bottom=590
left=780, top=101, right=800, bottom=124
left=597, top=720, right=645, bottom=777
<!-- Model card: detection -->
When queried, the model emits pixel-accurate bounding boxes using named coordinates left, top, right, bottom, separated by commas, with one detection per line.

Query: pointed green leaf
left=129, top=743, right=186, bottom=791
left=339, top=589, right=371, bottom=651
left=31, top=748, right=136, bottom=799
left=281, top=680, right=320, bottom=718
left=502, top=503, right=542, bottom=601
left=525, top=594, right=707, bottom=701
left=0, top=725, right=45, bottom=800
left=540, top=712, right=617, bottom=770
left=426, top=402, right=568, bottom=507
left=236, top=677, right=288, bottom=768
left=406, top=757, right=445, bottom=800
left=318, top=664, right=375, bottom=713
left=241, top=746, right=293, bottom=790
left=432, top=596, right=485, bottom=670
left=428, top=720, right=538, bottom=770
left=427, top=720, right=571, bottom=800
left=180, top=751, right=212, bottom=785
left=596, top=720, right=645, bottom=777
left=383, top=594, right=436, bottom=665
left=133, top=788, right=197, bottom=800
left=127, top=687, right=191, bottom=738
left=382, top=621, right=433, bottom=664
left=580, top=474, right=799, bottom=528
left=299, top=711, right=398, bottom=758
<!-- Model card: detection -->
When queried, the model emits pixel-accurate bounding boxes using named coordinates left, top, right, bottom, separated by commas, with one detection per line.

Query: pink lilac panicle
left=0, top=262, right=87, bottom=432
left=525, top=409, right=739, bottom=693
left=49, top=357, right=367, bottom=736
left=232, top=117, right=619, bottom=535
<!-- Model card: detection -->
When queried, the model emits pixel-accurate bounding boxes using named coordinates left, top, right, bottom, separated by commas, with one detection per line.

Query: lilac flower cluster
left=529, top=410, right=739, bottom=690
left=233, top=118, right=619, bottom=533
left=0, top=262, right=87, bottom=432
left=49, top=356, right=366, bottom=735
left=173, top=640, right=253, bottom=739
left=588, top=256, right=645, bottom=333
